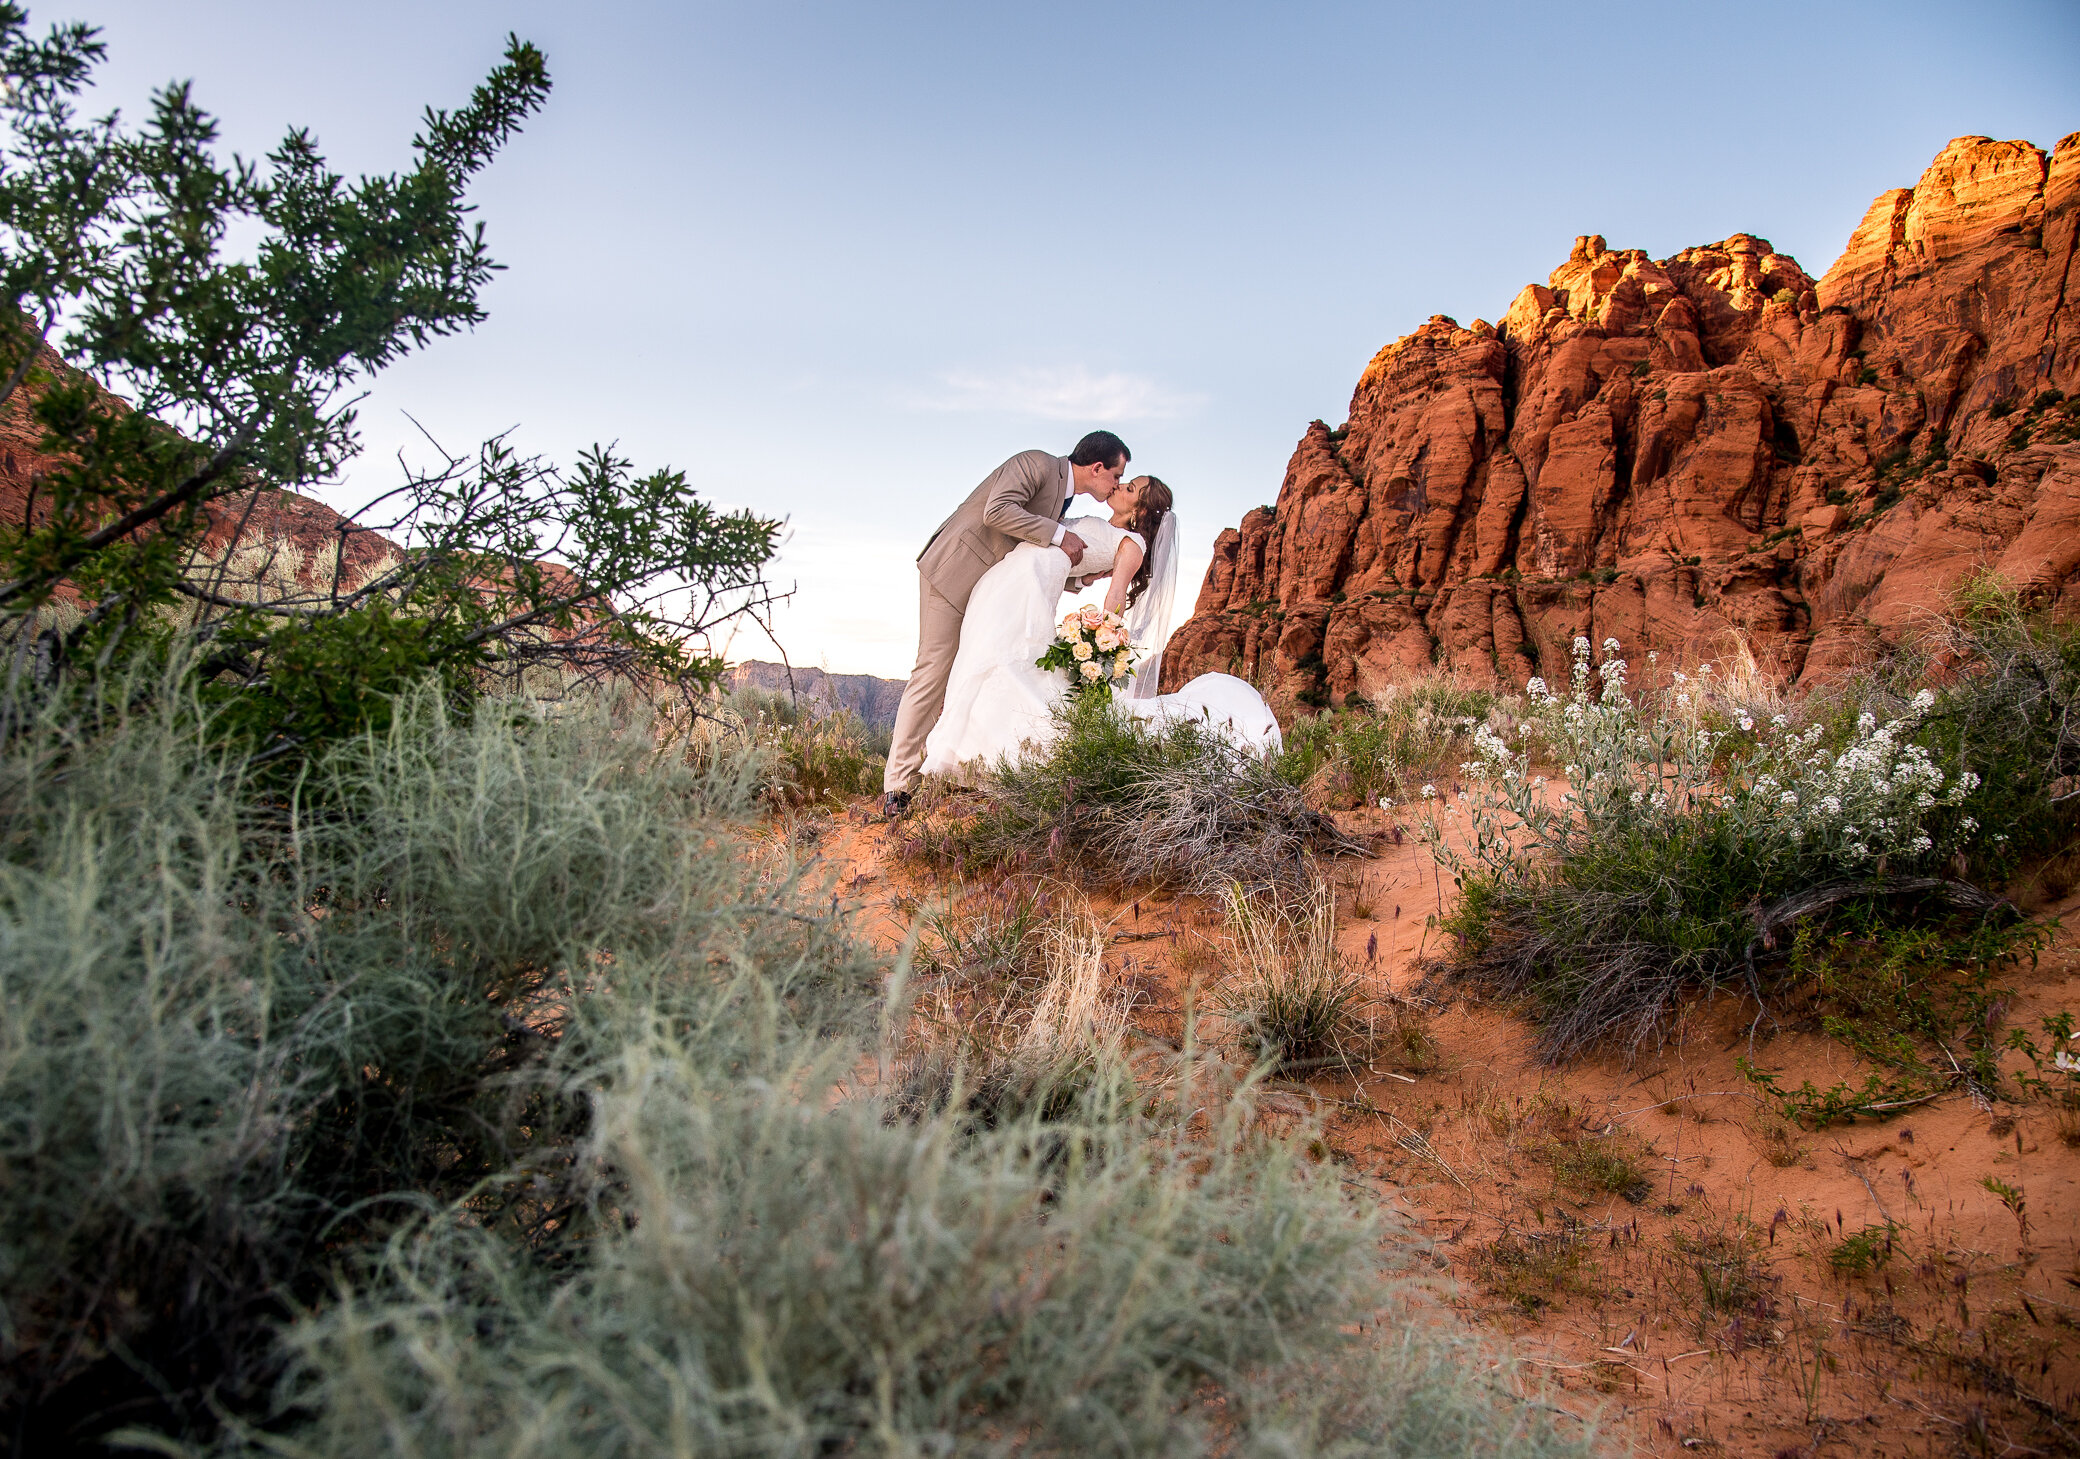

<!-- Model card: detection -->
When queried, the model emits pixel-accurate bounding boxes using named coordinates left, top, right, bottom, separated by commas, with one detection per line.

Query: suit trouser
left=884, top=572, right=964, bottom=794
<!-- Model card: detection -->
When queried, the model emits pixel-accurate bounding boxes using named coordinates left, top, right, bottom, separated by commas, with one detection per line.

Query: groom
left=880, top=429, right=1130, bottom=817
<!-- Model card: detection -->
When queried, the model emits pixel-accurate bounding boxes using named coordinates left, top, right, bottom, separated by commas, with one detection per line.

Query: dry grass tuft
left=1215, top=880, right=1376, bottom=1077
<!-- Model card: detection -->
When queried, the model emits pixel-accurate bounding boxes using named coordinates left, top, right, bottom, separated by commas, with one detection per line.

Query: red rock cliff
left=1161, top=133, right=2080, bottom=709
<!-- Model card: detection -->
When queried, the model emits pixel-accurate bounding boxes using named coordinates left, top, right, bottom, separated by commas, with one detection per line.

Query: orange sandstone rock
left=1163, top=133, right=2080, bottom=711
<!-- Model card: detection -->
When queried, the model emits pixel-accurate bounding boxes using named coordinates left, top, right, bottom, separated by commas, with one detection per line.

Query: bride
left=921, top=474, right=1281, bottom=778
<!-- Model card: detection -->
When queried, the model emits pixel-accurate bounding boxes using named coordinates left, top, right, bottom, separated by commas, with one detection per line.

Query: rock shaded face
left=1162, top=132, right=2080, bottom=713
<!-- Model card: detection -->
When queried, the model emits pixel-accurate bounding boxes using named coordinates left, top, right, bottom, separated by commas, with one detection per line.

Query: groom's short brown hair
left=1068, top=430, right=1130, bottom=470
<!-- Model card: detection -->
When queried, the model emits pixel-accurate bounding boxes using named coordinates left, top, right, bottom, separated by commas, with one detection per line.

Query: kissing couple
left=881, top=430, right=1282, bottom=818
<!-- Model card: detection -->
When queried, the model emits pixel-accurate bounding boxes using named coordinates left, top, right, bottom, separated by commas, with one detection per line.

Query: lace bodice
left=1062, top=516, right=1144, bottom=576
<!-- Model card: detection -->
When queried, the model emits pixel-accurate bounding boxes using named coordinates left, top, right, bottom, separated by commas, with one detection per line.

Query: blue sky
left=77, top=0, right=2080, bottom=675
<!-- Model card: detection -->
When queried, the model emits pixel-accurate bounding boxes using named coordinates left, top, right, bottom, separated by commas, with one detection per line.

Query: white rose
left=1071, top=641, right=1093, bottom=661
left=1080, top=660, right=1103, bottom=681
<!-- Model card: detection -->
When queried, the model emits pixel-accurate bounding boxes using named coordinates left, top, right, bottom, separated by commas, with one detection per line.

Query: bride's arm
left=1102, top=541, right=1144, bottom=615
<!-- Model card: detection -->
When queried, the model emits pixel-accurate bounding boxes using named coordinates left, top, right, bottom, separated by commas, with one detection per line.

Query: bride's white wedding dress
left=921, top=516, right=1282, bottom=778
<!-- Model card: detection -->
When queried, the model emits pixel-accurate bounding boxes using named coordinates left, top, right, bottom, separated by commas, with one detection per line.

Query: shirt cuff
left=1051, top=524, right=1065, bottom=546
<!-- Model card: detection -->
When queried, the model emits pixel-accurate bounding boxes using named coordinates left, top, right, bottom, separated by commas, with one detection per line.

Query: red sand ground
left=796, top=798, right=2080, bottom=1458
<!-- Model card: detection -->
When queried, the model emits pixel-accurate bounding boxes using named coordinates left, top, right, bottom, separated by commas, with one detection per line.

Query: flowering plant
left=1037, top=604, right=1137, bottom=702
left=1427, top=635, right=1984, bottom=887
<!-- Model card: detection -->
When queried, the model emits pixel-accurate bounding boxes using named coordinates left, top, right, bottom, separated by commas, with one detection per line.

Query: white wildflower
left=1420, top=784, right=1436, bottom=800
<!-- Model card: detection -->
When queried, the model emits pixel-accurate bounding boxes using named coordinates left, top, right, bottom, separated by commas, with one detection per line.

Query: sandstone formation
left=1161, top=134, right=2080, bottom=710
left=0, top=351, right=405, bottom=614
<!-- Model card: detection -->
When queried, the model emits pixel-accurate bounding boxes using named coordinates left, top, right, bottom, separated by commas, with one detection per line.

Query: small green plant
left=916, top=880, right=1049, bottom=989
left=1738, top=1062, right=1941, bottom=1128
left=1859, top=366, right=1881, bottom=385
left=1546, top=1135, right=1653, bottom=1204
left=1473, top=1220, right=1595, bottom=1313
left=1277, top=677, right=1500, bottom=808
left=1982, top=1175, right=2030, bottom=1243
left=1772, top=288, right=1798, bottom=305
left=1629, top=358, right=1652, bottom=377
left=1828, top=1221, right=1900, bottom=1275
left=1674, top=1227, right=1770, bottom=1315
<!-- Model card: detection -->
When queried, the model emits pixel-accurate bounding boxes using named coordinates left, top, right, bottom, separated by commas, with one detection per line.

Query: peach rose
left=1094, top=628, right=1120, bottom=652
left=1080, top=659, right=1103, bottom=681
left=1071, top=640, right=1093, bottom=661
left=1079, top=605, right=1104, bottom=629
left=1110, top=657, right=1128, bottom=678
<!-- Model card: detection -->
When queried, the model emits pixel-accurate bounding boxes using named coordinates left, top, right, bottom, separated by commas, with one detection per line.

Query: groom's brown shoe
left=879, top=790, right=912, bottom=821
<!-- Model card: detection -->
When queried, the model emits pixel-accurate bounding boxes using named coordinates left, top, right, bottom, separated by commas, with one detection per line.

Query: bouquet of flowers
left=1037, top=604, right=1136, bottom=701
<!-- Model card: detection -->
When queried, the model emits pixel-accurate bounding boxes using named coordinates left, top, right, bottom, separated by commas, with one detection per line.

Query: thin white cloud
left=914, top=366, right=1205, bottom=423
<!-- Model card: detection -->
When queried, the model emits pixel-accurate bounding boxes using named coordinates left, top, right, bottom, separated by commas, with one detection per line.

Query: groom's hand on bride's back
left=1060, top=531, right=1088, bottom=566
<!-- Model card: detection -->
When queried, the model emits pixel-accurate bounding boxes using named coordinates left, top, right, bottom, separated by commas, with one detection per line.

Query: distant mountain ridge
left=726, top=661, right=905, bottom=728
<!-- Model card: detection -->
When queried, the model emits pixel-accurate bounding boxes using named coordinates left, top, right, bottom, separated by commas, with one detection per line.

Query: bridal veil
left=1124, top=511, right=1178, bottom=699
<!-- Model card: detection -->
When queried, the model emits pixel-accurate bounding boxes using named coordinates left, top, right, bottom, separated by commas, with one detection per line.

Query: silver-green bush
left=0, top=674, right=1596, bottom=1457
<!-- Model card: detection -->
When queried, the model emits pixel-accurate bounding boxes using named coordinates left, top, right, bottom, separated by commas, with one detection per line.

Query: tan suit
left=885, top=450, right=1069, bottom=793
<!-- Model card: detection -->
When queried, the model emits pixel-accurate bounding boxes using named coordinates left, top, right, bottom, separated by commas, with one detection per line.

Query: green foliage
left=1672, top=1229, right=1769, bottom=1316
left=1828, top=1222, right=1901, bottom=1276
left=1473, top=1221, right=1593, bottom=1314
left=1545, top=1137, right=1653, bottom=1205
left=0, top=674, right=1596, bottom=1456
left=1277, top=679, right=1499, bottom=808
left=0, top=672, right=872, bottom=1446
left=911, top=694, right=1348, bottom=898
left=0, top=8, right=779, bottom=764
left=1735, top=908, right=2043, bottom=1125
left=1917, top=572, right=2080, bottom=885
left=1430, top=637, right=2012, bottom=1062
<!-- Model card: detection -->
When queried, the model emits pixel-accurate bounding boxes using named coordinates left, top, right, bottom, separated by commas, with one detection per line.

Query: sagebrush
left=0, top=669, right=1592, bottom=1458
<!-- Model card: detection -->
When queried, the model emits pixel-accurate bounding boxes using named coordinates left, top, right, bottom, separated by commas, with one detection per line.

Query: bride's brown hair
left=1122, top=475, right=1173, bottom=611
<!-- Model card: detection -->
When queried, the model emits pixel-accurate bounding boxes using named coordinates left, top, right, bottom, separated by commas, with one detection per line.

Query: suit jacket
left=916, top=450, right=1068, bottom=610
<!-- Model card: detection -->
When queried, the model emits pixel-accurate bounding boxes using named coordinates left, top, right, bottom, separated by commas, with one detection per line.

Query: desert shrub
left=1430, top=636, right=2003, bottom=1061
left=1278, top=680, right=1503, bottom=808
left=1737, top=910, right=2046, bottom=1124
left=930, top=694, right=1356, bottom=898
left=1915, top=573, right=2080, bottom=887
left=893, top=896, right=1133, bottom=1128
left=2, top=669, right=1593, bottom=1456
left=1216, top=879, right=1374, bottom=1076
left=0, top=673, right=872, bottom=1447
left=664, top=690, right=884, bottom=809
left=264, top=1045, right=1597, bottom=1459
left=0, top=9, right=780, bottom=772
left=915, top=877, right=1051, bottom=989
left=1471, top=1220, right=1595, bottom=1314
